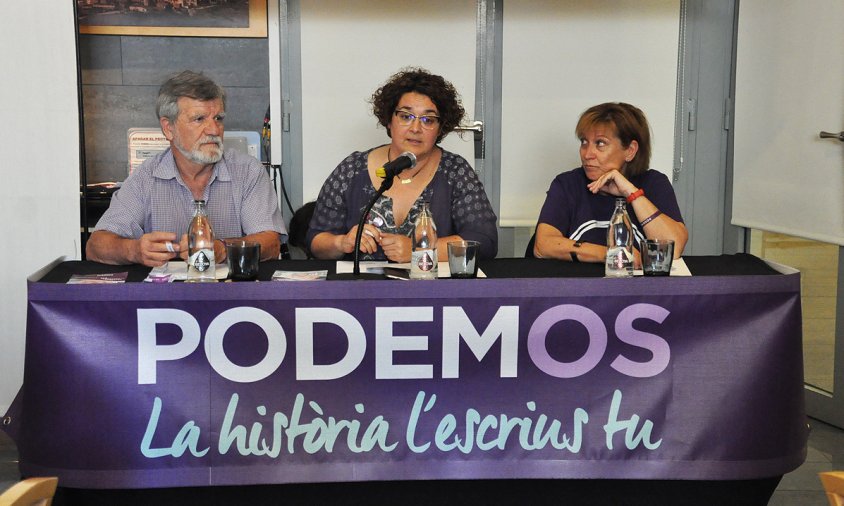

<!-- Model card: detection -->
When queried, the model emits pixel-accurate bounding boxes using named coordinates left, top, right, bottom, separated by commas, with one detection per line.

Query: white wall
left=299, top=0, right=477, bottom=204
left=0, top=2, right=80, bottom=414
left=293, top=1, right=680, bottom=227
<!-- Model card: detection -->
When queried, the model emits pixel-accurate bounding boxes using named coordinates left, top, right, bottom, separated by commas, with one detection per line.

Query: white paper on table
left=272, top=270, right=328, bottom=281
left=148, top=261, right=229, bottom=281
left=633, top=257, right=691, bottom=277
left=336, top=261, right=486, bottom=279
left=335, top=261, right=388, bottom=275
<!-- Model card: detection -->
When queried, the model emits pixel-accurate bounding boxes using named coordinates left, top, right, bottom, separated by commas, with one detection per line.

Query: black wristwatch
left=570, top=241, right=582, bottom=262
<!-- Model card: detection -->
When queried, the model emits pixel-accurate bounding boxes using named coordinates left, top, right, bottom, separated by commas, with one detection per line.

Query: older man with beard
left=87, top=70, right=285, bottom=267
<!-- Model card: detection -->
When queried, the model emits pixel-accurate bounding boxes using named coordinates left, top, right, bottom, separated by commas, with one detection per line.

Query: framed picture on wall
left=77, top=0, right=267, bottom=38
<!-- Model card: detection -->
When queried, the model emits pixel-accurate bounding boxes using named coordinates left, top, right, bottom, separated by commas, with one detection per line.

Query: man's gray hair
left=156, top=70, right=226, bottom=122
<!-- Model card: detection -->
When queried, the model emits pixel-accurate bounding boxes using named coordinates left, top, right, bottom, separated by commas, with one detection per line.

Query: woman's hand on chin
left=586, top=170, right=636, bottom=197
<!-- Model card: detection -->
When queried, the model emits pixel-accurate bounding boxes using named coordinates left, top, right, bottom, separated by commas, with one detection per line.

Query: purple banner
left=7, top=274, right=806, bottom=488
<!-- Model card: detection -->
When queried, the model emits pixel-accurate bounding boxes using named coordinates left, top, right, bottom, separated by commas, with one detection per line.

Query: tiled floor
left=0, top=426, right=16, bottom=497
left=1, top=417, right=841, bottom=505
left=768, top=419, right=843, bottom=505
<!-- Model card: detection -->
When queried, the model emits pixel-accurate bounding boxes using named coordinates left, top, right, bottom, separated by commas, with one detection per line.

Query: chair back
left=524, top=233, right=537, bottom=258
left=288, top=201, right=317, bottom=259
left=819, top=471, right=844, bottom=506
left=0, top=477, right=58, bottom=506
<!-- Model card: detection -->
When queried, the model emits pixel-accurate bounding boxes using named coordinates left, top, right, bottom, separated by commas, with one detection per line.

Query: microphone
left=376, top=152, right=417, bottom=180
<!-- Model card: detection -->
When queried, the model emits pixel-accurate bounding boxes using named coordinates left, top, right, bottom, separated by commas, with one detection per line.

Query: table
left=3, top=255, right=806, bottom=505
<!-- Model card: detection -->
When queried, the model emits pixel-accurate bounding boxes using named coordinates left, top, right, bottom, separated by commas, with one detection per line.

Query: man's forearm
left=238, top=231, right=281, bottom=261
left=86, top=230, right=138, bottom=265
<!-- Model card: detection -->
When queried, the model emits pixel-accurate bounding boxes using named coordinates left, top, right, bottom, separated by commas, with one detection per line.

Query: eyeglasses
left=393, top=110, right=440, bottom=130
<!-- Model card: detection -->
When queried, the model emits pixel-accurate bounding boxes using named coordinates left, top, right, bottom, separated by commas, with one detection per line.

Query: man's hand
left=138, top=231, right=180, bottom=267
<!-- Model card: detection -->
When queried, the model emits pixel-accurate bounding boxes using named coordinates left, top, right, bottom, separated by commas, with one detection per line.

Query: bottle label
left=605, top=246, right=633, bottom=277
left=410, top=248, right=438, bottom=279
left=189, top=249, right=213, bottom=272
left=414, top=250, right=435, bottom=272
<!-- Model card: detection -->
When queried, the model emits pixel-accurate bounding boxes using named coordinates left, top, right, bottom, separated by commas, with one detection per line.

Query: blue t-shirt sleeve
left=537, top=174, right=572, bottom=234
left=643, top=171, right=684, bottom=223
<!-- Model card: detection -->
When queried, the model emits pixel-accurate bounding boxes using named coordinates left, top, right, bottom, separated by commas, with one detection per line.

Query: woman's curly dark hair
left=371, top=67, right=465, bottom=144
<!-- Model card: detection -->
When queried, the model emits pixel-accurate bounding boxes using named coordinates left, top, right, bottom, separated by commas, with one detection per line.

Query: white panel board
left=0, top=2, right=80, bottom=412
left=733, top=0, right=844, bottom=244
left=500, top=0, right=680, bottom=226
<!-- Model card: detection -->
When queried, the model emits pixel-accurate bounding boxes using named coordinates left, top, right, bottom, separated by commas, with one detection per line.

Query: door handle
left=819, top=131, right=844, bottom=142
left=454, top=121, right=483, bottom=134
left=454, top=121, right=484, bottom=159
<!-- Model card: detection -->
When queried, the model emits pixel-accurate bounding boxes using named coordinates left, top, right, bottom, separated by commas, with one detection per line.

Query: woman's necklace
left=388, top=148, right=424, bottom=184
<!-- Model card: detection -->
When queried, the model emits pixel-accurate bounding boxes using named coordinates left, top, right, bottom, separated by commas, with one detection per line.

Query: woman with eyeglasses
left=307, top=67, right=498, bottom=262
left=533, top=102, right=688, bottom=263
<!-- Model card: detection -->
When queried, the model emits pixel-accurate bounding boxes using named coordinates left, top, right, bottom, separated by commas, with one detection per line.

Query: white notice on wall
left=127, top=128, right=169, bottom=175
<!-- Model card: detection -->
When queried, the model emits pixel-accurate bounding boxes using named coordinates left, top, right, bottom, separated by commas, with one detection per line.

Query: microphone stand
left=330, top=176, right=395, bottom=280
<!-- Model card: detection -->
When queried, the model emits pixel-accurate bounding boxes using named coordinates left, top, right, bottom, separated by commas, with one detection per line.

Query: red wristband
left=626, top=188, right=645, bottom=203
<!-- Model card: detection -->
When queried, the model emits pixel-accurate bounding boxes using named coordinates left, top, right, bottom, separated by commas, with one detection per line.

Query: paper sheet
left=272, top=270, right=328, bottom=281
left=634, top=257, right=692, bottom=277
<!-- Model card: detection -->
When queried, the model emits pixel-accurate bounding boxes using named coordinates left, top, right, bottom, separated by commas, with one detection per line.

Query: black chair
left=288, top=202, right=316, bottom=259
left=280, top=242, right=292, bottom=260
left=524, top=233, right=537, bottom=258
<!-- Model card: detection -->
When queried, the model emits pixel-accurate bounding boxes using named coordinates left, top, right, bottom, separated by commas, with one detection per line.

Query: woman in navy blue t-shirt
left=534, top=102, right=688, bottom=263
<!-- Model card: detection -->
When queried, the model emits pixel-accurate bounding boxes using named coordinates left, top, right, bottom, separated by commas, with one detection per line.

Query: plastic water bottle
left=186, top=200, right=216, bottom=282
left=605, top=198, right=634, bottom=278
left=410, top=201, right=438, bottom=280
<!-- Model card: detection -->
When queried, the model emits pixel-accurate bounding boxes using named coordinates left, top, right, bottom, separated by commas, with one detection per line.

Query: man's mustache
left=198, top=135, right=223, bottom=148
